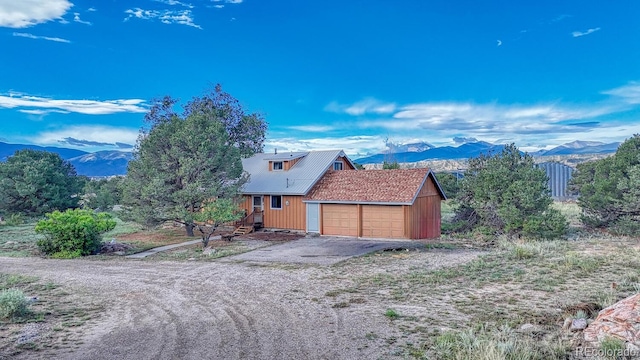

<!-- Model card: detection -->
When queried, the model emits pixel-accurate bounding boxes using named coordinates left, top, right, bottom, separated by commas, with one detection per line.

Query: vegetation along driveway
left=0, top=246, right=481, bottom=360
left=224, top=236, right=425, bottom=265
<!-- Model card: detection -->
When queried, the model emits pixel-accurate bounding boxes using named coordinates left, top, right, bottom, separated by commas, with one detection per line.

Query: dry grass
left=317, top=202, right=640, bottom=358
left=0, top=273, right=104, bottom=358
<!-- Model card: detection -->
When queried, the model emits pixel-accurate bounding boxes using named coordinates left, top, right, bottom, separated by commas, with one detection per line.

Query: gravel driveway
left=0, top=245, right=481, bottom=360
left=224, top=236, right=423, bottom=265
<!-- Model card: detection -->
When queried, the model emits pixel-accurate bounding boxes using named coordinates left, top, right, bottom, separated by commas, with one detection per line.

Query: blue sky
left=1, top=0, right=640, bottom=156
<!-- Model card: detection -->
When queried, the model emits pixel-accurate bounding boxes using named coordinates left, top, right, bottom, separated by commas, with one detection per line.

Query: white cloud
left=154, top=0, right=194, bottom=8
left=0, top=92, right=148, bottom=115
left=266, top=135, right=384, bottom=157
left=87, top=7, right=97, bottom=12
left=287, top=125, right=335, bottom=132
left=31, top=126, right=139, bottom=149
left=315, top=83, right=640, bottom=155
left=124, top=8, right=202, bottom=29
left=73, top=12, right=91, bottom=25
left=572, top=27, right=601, bottom=37
left=602, top=82, right=640, bottom=104
left=19, top=109, right=69, bottom=115
left=0, top=0, right=72, bottom=28
left=12, top=32, right=70, bottom=43
left=325, top=98, right=396, bottom=116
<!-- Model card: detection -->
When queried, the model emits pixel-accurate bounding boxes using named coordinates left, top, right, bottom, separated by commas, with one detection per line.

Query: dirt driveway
left=0, top=246, right=481, bottom=360
left=224, top=236, right=423, bottom=265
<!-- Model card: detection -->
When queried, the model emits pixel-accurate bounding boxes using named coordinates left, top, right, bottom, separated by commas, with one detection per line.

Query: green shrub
left=0, top=288, right=30, bottom=320
left=384, top=308, right=400, bottom=319
left=454, top=144, right=567, bottom=240
left=5, top=213, right=25, bottom=226
left=610, top=215, right=640, bottom=236
left=572, top=135, right=640, bottom=234
left=35, top=209, right=116, bottom=258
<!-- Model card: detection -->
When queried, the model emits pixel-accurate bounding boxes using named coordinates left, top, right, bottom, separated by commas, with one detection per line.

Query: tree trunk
left=185, top=223, right=195, bottom=237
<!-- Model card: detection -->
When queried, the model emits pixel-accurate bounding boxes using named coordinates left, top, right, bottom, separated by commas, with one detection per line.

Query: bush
left=0, top=288, right=30, bottom=320
left=572, top=135, right=640, bottom=234
left=35, top=209, right=116, bottom=258
left=454, top=144, right=568, bottom=239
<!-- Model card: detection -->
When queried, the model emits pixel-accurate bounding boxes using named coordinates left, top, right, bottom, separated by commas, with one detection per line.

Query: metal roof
left=241, top=150, right=350, bottom=195
left=263, top=152, right=309, bottom=161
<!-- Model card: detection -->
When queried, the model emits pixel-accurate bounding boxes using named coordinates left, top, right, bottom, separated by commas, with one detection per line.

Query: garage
left=305, top=168, right=446, bottom=239
left=321, top=204, right=358, bottom=237
left=361, top=205, right=405, bottom=238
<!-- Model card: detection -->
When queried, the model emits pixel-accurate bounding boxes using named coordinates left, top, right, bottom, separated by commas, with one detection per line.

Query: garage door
left=322, top=204, right=358, bottom=237
left=361, top=205, right=405, bottom=238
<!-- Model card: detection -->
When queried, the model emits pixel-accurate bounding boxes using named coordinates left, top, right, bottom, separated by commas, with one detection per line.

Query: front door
left=306, top=203, right=320, bottom=233
left=253, top=196, right=263, bottom=223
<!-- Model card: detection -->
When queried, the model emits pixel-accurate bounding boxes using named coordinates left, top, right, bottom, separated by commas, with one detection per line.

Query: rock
left=519, top=323, right=536, bottom=332
left=583, top=293, right=640, bottom=348
left=570, top=318, right=588, bottom=331
left=562, top=318, right=573, bottom=330
left=202, top=247, right=217, bottom=256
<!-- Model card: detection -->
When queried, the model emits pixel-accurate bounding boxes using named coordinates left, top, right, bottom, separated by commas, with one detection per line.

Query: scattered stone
left=583, top=293, right=640, bottom=348
left=101, top=241, right=134, bottom=254
left=25, top=296, right=38, bottom=303
left=519, top=323, right=538, bottom=332
left=202, top=247, right=217, bottom=256
left=570, top=318, right=588, bottom=331
left=187, top=258, right=196, bottom=261
left=5, top=241, right=15, bottom=245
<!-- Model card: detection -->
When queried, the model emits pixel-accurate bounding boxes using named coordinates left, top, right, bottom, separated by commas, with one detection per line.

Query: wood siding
left=361, top=205, right=405, bottom=238
left=328, top=156, right=356, bottom=171
left=263, top=195, right=306, bottom=230
left=284, top=157, right=302, bottom=170
left=405, top=176, right=442, bottom=239
left=239, top=195, right=252, bottom=214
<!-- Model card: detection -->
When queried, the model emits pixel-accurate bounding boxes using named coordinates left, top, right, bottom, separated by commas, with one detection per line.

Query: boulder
left=583, top=293, right=640, bottom=348
left=570, top=318, right=588, bottom=331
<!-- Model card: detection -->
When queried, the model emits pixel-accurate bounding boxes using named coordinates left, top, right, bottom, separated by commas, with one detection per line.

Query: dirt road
left=0, top=249, right=480, bottom=360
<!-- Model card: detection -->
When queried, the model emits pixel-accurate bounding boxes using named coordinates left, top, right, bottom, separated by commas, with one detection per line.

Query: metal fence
left=537, top=162, right=575, bottom=200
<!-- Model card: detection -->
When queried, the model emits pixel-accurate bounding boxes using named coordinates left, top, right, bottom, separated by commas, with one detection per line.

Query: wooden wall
left=263, top=195, right=306, bottom=230
left=405, top=175, right=442, bottom=239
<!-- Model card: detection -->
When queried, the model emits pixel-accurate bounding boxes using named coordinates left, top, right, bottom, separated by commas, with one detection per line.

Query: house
left=238, top=150, right=356, bottom=231
left=237, top=150, right=446, bottom=239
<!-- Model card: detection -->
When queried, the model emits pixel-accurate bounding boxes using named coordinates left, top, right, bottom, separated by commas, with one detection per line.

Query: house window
left=333, top=161, right=344, bottom=170
left=271, top=195, right=282, bottom=209
left=273, top=161, right=283, bottom=171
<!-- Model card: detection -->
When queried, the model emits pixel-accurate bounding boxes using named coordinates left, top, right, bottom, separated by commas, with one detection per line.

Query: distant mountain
left=386, top=141, right=434, bottom=153
left=541, top=141, right=620, bottom=156
left=356, top=141, right=506, bottom=164
left=356, top=139, right=621, bottom=164
left=0, top=142, right=131, bottom=177
left=0, top=141, right=88, bottom=161
left=68, top=151, right=133, bottom=177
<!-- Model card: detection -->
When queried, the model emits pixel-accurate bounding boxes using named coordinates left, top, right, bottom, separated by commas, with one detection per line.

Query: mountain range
left=0, top=142, right=132, bottom=177
left=0, top=140, right=621, bottom=176
left=355, top=140, right=620, bottom=164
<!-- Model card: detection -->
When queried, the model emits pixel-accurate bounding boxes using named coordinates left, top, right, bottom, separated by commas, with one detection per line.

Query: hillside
left=0, top=142, right=131, bottom=177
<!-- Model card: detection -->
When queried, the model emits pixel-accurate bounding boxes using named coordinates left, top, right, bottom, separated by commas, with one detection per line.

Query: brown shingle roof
left=305, top=168, right=433, bottom=204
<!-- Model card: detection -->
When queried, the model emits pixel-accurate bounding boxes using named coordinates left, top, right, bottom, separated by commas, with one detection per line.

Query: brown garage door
left=361, top=205, right=405, bottom=238
left=322, top=204, right=358, bottom=237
